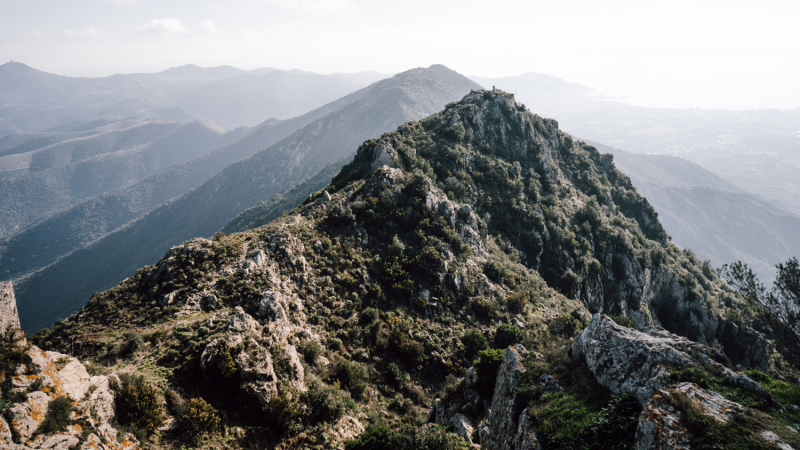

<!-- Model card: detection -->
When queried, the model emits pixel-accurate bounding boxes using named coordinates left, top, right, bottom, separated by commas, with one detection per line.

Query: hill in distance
left=15, top=64, right=482, bottom=331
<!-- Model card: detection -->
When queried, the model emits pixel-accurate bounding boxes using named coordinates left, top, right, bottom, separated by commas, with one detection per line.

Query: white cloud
left=63, top=28, right=99, bottom=39
left=98, top=0, right=139, bottom=5
left=136, top=18, right=189, bottom=36
left=301, top=0, right=355, bottom=13
left=237, top=29, right=263, bottom=38
left=198, top=20, right=218, bottom=34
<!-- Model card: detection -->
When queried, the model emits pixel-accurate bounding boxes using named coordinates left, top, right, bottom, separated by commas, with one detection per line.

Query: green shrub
left=36, top=396, right=73, bottom=434
left=115, top=374, right=165, bottom=436
left=345, top=425, right=468, bottom=450
left=303, top=379, right=351, bottom=424
left=474, top=349, right=505, bottom=399
left=181, top=398, right=220, bottom=437
left=361, top=307, right=379, bottom=325
left=494, top=324, right=523, bottom=349
left=386, top=362, right=409, bottom=386
left=398, top=339, right=425, bottom=366
left=263, top=392, right=302, bottom=435
left=0, top=326, right=29, bottom=380
left=549, top=313, right=582, bottom=337
left=609, top=314, right=634, bottom=329
left=471, top=297, right=495, bottom=318
left=507, top=291, right=528, bottom=313
left=332, top=359, right=368, bottom=400
left=298, top=339, right=323, bottom=365
left=216, top=346, right=237, bottom=379
left=460, top=330, right=489, bottom=360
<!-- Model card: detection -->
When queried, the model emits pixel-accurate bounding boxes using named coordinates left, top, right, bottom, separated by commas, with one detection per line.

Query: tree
left=720, top=257, right=800, bottom=368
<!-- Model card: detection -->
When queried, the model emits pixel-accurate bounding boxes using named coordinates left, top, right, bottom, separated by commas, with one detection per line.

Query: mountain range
left=13, top=65, right=481, bottom=331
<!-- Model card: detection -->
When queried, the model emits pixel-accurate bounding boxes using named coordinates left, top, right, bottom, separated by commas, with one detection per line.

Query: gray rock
left=228, top=307, right=260, bottom=334
left=200, top=294, right=219, bottom=311
left=0, top=415, right=13, bottom=445
left=7, top=391, right=50, bottom=443
left=39, top=433, right=79, bottom=450
left=257, top=290, right=287, bottom=322
left=0, top=281, right=20, bottom=332
left=635, top=382, right=746, bottom=450
left=573, top=314, right=780, bottom=409
left=478, top=344, right=541, bottom=450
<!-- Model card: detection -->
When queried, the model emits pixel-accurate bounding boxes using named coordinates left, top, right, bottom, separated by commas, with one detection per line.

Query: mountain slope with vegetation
left=593, top=142, right=800, bottom=281
left=15, top=65, right=482, bottom=332
left=0, top=82, right=378, bottom=282
left=24, top=89, right=783, bottom=450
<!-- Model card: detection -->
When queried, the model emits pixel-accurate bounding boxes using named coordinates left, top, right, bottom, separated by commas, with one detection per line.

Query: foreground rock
left=0, top=346, right=135, bottom=449
left=573, top=314, right=786, bottom=449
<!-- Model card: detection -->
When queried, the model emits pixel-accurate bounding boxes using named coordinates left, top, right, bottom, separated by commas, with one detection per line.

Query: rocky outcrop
left=574, top=314, right=787, bottom=449
left=429, top=345, right=539, bottom=450
left=1, top=346, right=132, bottom=449
left=478, top=345, right=540, bottom=450
left=572, top=314, right=779, bottom=409
left=1, top=281, right=20, bottom=332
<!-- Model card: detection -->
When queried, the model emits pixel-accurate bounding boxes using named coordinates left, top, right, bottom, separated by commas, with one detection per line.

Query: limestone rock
left=478, top=344, right=541, bottom=450
left=39, top=433, right=79, bottom=450
left=228, top=307, right=260, bottom=334
left=573, top=314, right=780, bottom=409
left=200, top=294, right=219, bottom=312
left=635, top=382, right=746, bottom=450
left=449, top=413, right=476, bottom=447
left=0, top=281, right=20, bottom=332
left=6, top=391, right=50, bottom=443
left=257, top=290, right=286, bottom=321
left=371, top=141, right=397, bottom=171
left=1, top=415, right=13, bottom=444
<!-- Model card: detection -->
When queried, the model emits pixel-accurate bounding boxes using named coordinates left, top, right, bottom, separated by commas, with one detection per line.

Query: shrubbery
left=460, top=330, right=488, bottom=360
left=474, top=349, right=504, bottom=399
left=35, top=396, right=73, bottom=434
left=303, top=379, right=352, bottom=424
left=180, top=398, right=220, bottom=437
left=494, top=324, right=523, bottom=349
left=332, top=359, right=367, bottom=399
left=345, top=425, right=468, bottom=450
left=114, top=374, right=165, bottom=436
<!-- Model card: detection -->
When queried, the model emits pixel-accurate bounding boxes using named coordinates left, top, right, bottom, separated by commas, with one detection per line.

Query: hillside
left=588, top=142, right=800, bottom=281
left=0, top=119, right=233, bottom=237
left=15, top=65, right=482, bottom=332
left=0, top=81, right=377, bottom=282
left=177, top=71, right=363, bottom=128
left=29, top=90, right=785, bottom=450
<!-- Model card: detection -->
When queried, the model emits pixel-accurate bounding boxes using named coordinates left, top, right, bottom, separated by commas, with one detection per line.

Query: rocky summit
left=5, top=90, right=799, bottom=449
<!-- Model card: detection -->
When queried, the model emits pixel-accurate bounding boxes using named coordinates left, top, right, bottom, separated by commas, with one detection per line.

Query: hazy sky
left=1, top=0, right=799, bottom=109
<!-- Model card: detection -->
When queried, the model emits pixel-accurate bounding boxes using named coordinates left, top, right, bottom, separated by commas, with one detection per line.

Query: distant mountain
left=15, top=65, right=482, bottom=331
left=589, top=141, right=800, bottom=281
left=177, top=71, right=363, bottom=128
left=0, top=62, right=377, bottom=137
left=0, top=119, right=233, bottom=237
left=0, top=84, right=376, bottom=281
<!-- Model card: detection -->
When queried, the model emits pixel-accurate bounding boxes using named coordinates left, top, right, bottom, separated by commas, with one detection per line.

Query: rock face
left=573, top=314, right=785, bottom=449
left=0, top=281, right=20, bottom=332
left=478, top=345, right=540, bottom=450
left=1, top=346, right=135, bottom=449
left=429, top=345, right=540, bottom=450
left=572, top=314, right=778, bottom=408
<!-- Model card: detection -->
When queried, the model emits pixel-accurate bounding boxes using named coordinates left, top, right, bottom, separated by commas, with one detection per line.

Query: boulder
left=6, top=391, right=50, bottom=443
left=39, top=433, right=79, bottom=450
left=572, top=314, right=780, bottom=409
left=635, top=382, right=745, bottom=450
left=0, top=415, right=13, bottom=444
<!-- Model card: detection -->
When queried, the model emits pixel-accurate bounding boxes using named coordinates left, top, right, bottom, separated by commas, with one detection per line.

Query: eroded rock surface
left=1, top=346, right=133, bottom=449
left=573, top=314, right=779, bottom=409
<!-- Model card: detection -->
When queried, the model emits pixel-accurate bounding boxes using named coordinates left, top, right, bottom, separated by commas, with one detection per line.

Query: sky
left=1, top=0, right=799, bottom=110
